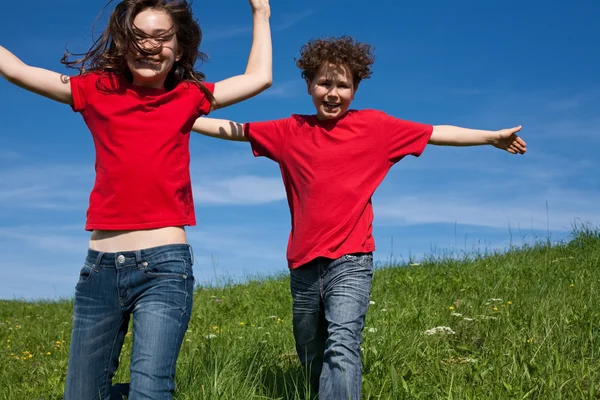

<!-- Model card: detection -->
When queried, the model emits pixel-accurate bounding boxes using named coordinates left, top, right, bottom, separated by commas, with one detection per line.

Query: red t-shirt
left=245, top=109, right=433, bottom=269
left=70, top=72, right=214, bottom=230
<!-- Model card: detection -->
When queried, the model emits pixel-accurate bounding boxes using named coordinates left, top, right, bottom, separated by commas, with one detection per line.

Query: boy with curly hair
left=192, top=36, right=526, bottom=399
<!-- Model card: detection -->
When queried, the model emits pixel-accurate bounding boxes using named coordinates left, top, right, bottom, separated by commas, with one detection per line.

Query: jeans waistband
left=86, top=244, right=193, bottom=268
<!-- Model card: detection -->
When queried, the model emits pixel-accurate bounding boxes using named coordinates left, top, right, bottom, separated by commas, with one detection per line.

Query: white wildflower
left=369, top=301, right=376, bottom=305
left=451, top=312, right=463, bottom=317
left=205, top=334, right=217, bottom=339
left=367, top=327, right=378, bottom=333
left=423, top=326, right=456, bottom=335
left=463, top=317, right=474, bottom=321
left=381, top=309, right=387, bottom=312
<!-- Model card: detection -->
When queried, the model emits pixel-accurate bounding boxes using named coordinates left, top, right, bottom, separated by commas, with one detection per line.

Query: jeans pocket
left=77, top=262, right=95, bottom=285
left=342, top=253, right=373, bottom=269
left=142, top=258, right=192, bottom=280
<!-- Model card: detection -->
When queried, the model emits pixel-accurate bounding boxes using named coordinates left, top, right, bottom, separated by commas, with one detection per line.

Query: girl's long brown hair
left=62, top=0, right=211, bottom=93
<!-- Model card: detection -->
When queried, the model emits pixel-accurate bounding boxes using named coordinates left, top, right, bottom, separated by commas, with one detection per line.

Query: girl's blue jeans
left=63, top=244, right=194, bottom=400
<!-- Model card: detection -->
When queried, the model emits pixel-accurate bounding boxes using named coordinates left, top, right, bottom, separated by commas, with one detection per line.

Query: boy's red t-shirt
left=70, top=72, right=214, bottom=231
left=245, top=109, right=433, bottom=269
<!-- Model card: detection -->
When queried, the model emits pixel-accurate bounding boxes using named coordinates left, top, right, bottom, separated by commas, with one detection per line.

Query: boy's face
left=307, top=62, right=355, bottom=120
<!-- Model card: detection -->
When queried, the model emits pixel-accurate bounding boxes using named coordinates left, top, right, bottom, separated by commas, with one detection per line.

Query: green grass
left=1, top=227, right=599, bottom=399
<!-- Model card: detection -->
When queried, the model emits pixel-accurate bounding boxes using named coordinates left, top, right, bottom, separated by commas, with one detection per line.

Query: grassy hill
left=1, top=228, right=599, bottom=399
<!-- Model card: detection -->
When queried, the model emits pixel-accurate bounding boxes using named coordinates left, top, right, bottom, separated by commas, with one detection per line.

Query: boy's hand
left=493, top=126, right=527, bottom=154
left=249, top=0, right=270, bottom=18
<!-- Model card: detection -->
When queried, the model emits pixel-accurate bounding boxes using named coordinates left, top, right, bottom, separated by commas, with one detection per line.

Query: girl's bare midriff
left=89, top=226, right=187, bottom=252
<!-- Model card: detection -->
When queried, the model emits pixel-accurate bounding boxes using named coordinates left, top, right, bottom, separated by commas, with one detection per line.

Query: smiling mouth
left=136, top=58, right=161, bottom=65
left=323, top=101, right=340, bottom=109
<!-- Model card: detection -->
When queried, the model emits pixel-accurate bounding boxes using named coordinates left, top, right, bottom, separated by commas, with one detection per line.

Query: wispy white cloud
left=377, top=139, right=600, bottom=232
left=445, top=88, right=600, bottom=141
left=203, top=9, right=315, bottom=42
left=377, top=194, right=597, bottom=232
left=274, top=10, right=315, bottom=32
left=0, top=148, right=23, bottom=161
left=204, top=26, right=252, bottom=42
left=0, top=225, right=87, bottom=254
left=0, top=164, right=92, bottom=210
left=260, top=80, right=304, bottom=99
left=193, top=175, right=285, bottom=205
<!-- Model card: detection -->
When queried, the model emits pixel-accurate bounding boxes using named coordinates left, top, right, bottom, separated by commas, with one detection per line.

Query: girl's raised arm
left=211, top=0, right=272, bottom=110
left=0, top=46, right=73, bottom=105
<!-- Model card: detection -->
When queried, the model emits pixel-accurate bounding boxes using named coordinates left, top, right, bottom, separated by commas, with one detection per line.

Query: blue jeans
left=290, top=253, right=373, bottom=400
left=63, top=244, right=195, bottom=400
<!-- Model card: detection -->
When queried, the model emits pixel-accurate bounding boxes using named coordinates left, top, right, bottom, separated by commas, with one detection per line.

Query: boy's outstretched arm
left=0, top=46, right=73, bottom=104
left=192, top=117, right=248, bottom=142
left=429, top=125, right=527, bottom=154
left=211, top=0, right=272, bottom=110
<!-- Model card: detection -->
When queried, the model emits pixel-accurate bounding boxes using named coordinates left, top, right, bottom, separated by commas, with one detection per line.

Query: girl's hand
left=249, top=0, right=270, bottom=18
left=493, top=126, right=527, bottom=154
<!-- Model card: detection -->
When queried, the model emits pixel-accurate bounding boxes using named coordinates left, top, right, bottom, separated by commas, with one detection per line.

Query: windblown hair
left=295, top=36, right=375, bottom=86
left=61, top=0, right=209, bottom=91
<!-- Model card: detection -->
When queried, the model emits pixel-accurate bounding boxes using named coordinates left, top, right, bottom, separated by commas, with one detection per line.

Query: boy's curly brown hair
left=295, top=36, right=375, bottom=86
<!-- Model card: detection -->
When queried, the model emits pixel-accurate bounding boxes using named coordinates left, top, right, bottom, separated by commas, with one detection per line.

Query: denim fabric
left=290, top=253, right=373, bottom=400
left=63, top=244, right=195, bottom=400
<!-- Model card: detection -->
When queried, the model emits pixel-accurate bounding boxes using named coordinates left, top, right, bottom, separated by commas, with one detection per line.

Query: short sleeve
left=69, top=74, right=88, bottom=113
left=198, top=82, right=215, bottom=116
left=244, top=118, right=289, bottom=162
left=381, top=111, right=433, bottom=163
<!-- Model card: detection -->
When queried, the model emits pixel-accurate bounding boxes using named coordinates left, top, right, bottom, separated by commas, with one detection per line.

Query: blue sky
left=1, top=0, right=599, bottom=300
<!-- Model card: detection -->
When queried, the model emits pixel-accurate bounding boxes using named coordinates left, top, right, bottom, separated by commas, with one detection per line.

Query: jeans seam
left=102, top=315, right=126, bottom=399
left=163, top=283, right=190, bottom=389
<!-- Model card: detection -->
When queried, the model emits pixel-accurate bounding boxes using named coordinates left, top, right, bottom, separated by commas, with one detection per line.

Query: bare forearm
left=0, top=45, right=72, bottom=104
left=429, top=125, right=498, bottom=146
left=192, top=118, right=247, bottom=142
left=0, top=46, right=26, bottom=82
left=245, top=11, right=272, bottom=85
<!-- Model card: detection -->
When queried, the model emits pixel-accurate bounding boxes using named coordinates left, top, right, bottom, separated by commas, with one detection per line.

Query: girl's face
left=307, top=62, right=356, bottom=121
left=126, top=8, right=181, bottom=89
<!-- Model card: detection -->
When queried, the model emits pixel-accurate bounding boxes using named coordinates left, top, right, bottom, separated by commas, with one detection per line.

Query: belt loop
left=134, top=250, right=143, bottom=266
left=94, top=252, right=105, bottom=269
left=188, top=245, right=195, bottom=265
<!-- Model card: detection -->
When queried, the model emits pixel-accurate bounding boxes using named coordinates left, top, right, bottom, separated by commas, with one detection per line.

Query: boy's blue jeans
left=63, top=244, right=195, bottom=400
left=290, top=253, right=373, bottom=400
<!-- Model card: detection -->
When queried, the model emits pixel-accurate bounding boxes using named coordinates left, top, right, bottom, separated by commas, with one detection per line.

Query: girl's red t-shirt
left=70, top=72, right=214, bottom=231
